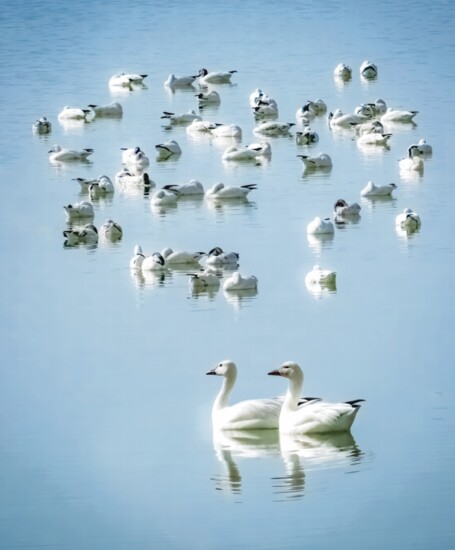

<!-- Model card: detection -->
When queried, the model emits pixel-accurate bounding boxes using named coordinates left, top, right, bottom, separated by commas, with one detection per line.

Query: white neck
left=283, top=370, right=304, bottom=411
left=213, top=370, right=237, bottom=411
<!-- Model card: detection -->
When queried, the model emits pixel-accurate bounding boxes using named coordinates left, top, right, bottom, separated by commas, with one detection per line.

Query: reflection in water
left=334, top=214, right=361, bottom=227
left=307, top=233, right=335, bottom=254
left=150, top=202, right=179, bottom=217
left=305, top=278, right=337, bottom=299
left=357, top=141, right=391, bottom=156
left=223, top=288, right=258, bottom=310
left=130, top=269, right=171, bottom=289
left=396, top=224, right=421, bottom=241
left=301, top=166, right=333, bottom=179
left=360, top=195, right=396, bottom=211
left=399, top=167, right=424, bottom=184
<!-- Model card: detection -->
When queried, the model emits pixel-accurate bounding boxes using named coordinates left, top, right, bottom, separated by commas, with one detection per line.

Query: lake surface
left=1, top=0, right=455, bottom=548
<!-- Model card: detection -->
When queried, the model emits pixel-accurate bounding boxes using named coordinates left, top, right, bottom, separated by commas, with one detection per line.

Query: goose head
left=268, top=361, right=303, bottom=382
left=208, top=246, right=224, bottom=257
left=334, top=199, right=348, bottom=210
left=206, top=360, right=237, bottom=378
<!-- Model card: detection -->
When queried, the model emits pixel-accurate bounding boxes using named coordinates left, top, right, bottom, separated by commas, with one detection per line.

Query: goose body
left=63, top=223, right=98, bottom=245
left=195, top=90, right=221, bottom=105
left=360, top=60, right=378, bottom=79
left=354, top=120, right=385, bottom=136
left=32, top=116, right=52, bottom=133
left=109, top=73, right=147, bottom=87
left=99, top=219, right=123, bottom=240
left=381, top=108, right=418, bottom=123
left=155, top=139, right=182, bottom=160
left=121, top=147, right=150, bottom=167
left=162, top=179, right=204, bottom=196
left=164, top=73, right=196, bottom=87
left=328, top=109, right=364, bottom=128
left=360, top=181, right=397, bottom=197
left=186, top=119, right=217, bottom=133
left=115, top=169, right=154, bottom=188
left=334, top=199, right=361, bottom=217
left=206, top=182, right=256, bottom=200
left=198, top=68, right=237, bottom=85
left=210, top=124, right=242, bottom=138
left=253, top=99, right=279, bottom=117
left=63, top=201, right=94, bottom=220
left=297, top=152, right=332, bottom=169
left=72, top=177, right=98, bottom=191
left=305, top=265, right=336, bottom=286
left=189, top=268, right=220, bottom=291
left=150, top=188, right=178, bottom=206
left=416, top=139, right=432, bottom=155
left=268, top=362, right=363, bottom=434
left=223, top=272, right=258, bottom=291
left=161, top=247, right=205, bottom=266
left=206, top=247, right=239, bottom=267
left=399, top=145, right=424, bottom=171
left=396, top=208, right=421, bottom=231
left=295, top=128, right=319, bottom=145
left=87, top=102, right=123, bottom=117
left=58, top=106, right=91, bottom=121
left=161, top=110, right=202, bottom=125
left=254, top=121, right=295, bottom=136
left=333, top=63, right=352, bottom=79
left=49, top=145, right=93, bottom=162
left=354, top=103, right=375, bottom=119
left=88, top=175, right=115, bottom=197
left=357, top=132, right=392, bottom=146
left=130, top=245, right=146, bottom=270
left=307, top=217, right=335, bottom=235
left=141, top=252, right=167, bottom=271
left=222, top=141, right=271, bottom=161
left=249, top=88, right=268, bottom=108
left=207, top=360, right=282, bottom=430
left=369, top=98, right=387, bottom=116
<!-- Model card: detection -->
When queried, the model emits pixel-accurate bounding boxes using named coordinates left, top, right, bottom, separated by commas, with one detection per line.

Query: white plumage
left=297, top=153, right=332, bottom=169
left=161, top=247, right=205, bottom=266
left=58, top=106, right=91, bottom=121
left=334, top=199, right=361, bottom=217
left=360, top=60, right=378, bottom=79
left=197, top=68, right=237, bottom=85
left=63, top=223, right=98, bottom=245
left=161, top=110, right=202, bottom=125
left=205, top=247, right=239, bottom=267
left=307, top=217, right=335, bottom=235
left=360, top=181, right=397, bottom=197
left=195, top=90, right=221, bottom=105
left=396, top=208, right=421, bottom=231
left=223, top=271, right=258, bottom=291
left=87, top=102, right=123, bottom=117
left=155, top=140, right=182, bottom=160
left=381, top=107, right=418, bottom=123
left=333, top=63, right=352, bottom=79
left=162, top=179, right=204, bottom=196
left=209, top=124, right=242, bottom=138
left=99, top=219, right=123, bottom=240
left=254, top=121, right=295, bottom=136
left=164, top=73, right=196, bottom=87
left=399, top=145, right=424, bottom=171
left=63, top=201, right=94, bottom=220
left=305, top=265, right=336, bottom=286
left=32, top=116, right=52, bottom=133
left=48, top=145, right=93, bottom=162
left=150, top=188, right=179, bottom=206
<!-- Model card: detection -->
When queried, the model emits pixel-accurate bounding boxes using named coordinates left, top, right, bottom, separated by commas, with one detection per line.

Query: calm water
left=1, top=1, right=455, bottom=548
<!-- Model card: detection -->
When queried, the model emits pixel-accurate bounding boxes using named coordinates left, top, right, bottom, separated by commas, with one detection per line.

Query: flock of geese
left=33, top=59, right=433, bottom=437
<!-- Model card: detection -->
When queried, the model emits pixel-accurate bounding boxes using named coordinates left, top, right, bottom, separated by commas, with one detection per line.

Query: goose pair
left=208, top=361, right=363, bottom=433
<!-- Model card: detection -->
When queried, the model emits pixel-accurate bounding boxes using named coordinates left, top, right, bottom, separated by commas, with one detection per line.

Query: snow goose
left=121, top=147, right=149, bottom=167
left=295, top=128, right=319, bottom=145
left=249, top=88, right=268, bottom=107
left=222, top=142, right=271, bottom=161
left=206, top=182, right=256, bottom=200
left=396, top=208, right=421, bottom=232
left=63, top=201, right=94, bottom=221
left=63, top=224, right=98, bottom=245
left=381, top=108, right=418, bottom=123
left=399, top=145, right=424, bottom=171
left=164, top=73, right=197, bottom=87
left=223, top=271, right=258, bottom=291
left=87, top=102, right=123, bottom=117
left=307, top=217, right=335, bottom=235
left=189, top=267, right=221, bottom=291
left=72, top=177, right=98, bottom=191
left=161, top=247, right=205, bottom=266
left=49, top=145, right=93, bottom=162
left=155, top=139, right=182, bottom=160
left=268, top=362, right=364, bottom=434
left=99, top=219, right=123, bottom=241
left=357, top=132, right=392, bottom=146
left=109, top=73, right=147, bottom=87
left=150, top=188, right=179, bottom=206
left=207, top=360, right=282, bottom=430
left=195, top=90, right=221, bottom=105
left=328, top=109, right=364, bottom=128
left=360, top=60, right=378, bottom=79
left=334, top=199, right=361, bottom=217
left=416, top=139, right=432, bottom=155
left=58, top=106, right=91, bottom=121
left=209, top=124, right=242, bottom=139
left=141, top=252, right=167, bottom=271
left=161, top=110, right=202, bottom=125
left=333, top=63, right=352, bottom=80
left=115, top=169, right=154, bottom=188
left=297, top=153, right=332, bottom=169
left=206, top=247, right=239, bottom=267
left=360, top=181, right=397, bottom=197
left=305, top=265, right=336, bottom=286
left=354, top=103, right=375, bottom=119
left=32, top=116, right=52, bottom=134
left=186, top=119, right=217, bottom=133
left=130, top=245, right=146, bottom=270
left=253, top=98, right=279, bottom=118
left=354, top=119, right=385, bottom=136
left=197, top=68, right=237, bottom=85
left=369, top=98, right=387, bottom=116
left=88, top=175, right=115, bottom=198
left=254, top=121, right=295, bottom=136
left=162, top=179, right=204, bottom=196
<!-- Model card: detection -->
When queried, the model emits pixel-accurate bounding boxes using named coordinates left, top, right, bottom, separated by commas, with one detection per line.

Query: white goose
left=297, top=153, right=332, bottom=169
left=87, top=102, right=123, bottom=117
left=328, top=109, right=364, bottom=128
left=63, top=224, right=98, bottom=245
left=368, top=98, right=387, bottom=116
left=307, top=217, right=335, bottom=235
left=354, top=120, right=385, bottom=136
left=88, top=175, right=115, bottom=198
left=222, top=142, right=271, bottom=161
left=115, top=169, right=154, bottom=188
left=161, top=110, right=202, bottom=125
left=381, top=107, right=418, bottom=123
left=357, top=132, right=392, bottom=146
left=150, top=188, right=179, bottom=206
left=161, top=247, right=205, bottom=266
left=295, top=128, right=319, bottom=145
left=354, top=103, right=375, bottom=119
left=399, top=145, right=424, bottom=171
left=49, top=145, right=93, bottom=162
left=195, top=90, right=221, bottom=105
left=360, top=181, right=397, bottom=197
left=162, top=179, right=204, bottom=196
left=32, top=116, right=52, bottom=133
left=57, top=106, right=91, bottom=121
left=121, top=146, right=150, bottom=167
left=186, top=120, right=217, bottom=134
left=141, top=252, right=167, bottom=271
left=396, top=208, right=421, bottom=231
left=197, top=68, right=237, bottom=85
left=249, top=88, right=268, bottom=108
left=209, top=124, right=242, bottom=139
left=253, top=98, right=279, bottom=118
left=206, top=182, right=256, bottom=200
left=108, top=73, right=147, bottom=87
left=164, top=73, right=196, bottom=87
left=305, top=265, right=336, bottom=286
left=333, top=63, right=352, bottom=79
left=130, top=245, right=146, bottom=270
left=99, top=219, right=123, bottom=240
left=207, top=360, right=282, bottom=430
left=416, top=139, right=432, bottom=155
left=268, top=362, right=364, bottom=434
left=63, top=201, right=94, bottom=221
left=223, top=272, right=258, bottom=291
left=155, top=139, right=182, bottom=160
left=334, top=199, right=361, bottom=217
left=189, top=268, right=221, bottom=291
left=254, top=121, right=295, bottom=136
left=206, top=247, right=239, bottom=267
left=360, top=60, right=378, bottom=79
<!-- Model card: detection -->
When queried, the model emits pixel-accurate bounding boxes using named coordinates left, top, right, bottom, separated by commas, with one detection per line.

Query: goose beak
left=267, top=369, right=282, bottom=376
left=206, top=368, right=217, bottom=375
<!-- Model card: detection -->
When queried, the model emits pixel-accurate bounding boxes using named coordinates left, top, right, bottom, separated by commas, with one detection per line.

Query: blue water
left=1, top=0, right=455, bottom=548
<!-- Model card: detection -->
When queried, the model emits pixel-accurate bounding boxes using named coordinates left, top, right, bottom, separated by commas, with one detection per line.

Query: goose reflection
left=307, top=232, right=335, bottom=253
left=223, top=288, right=258, bottom=310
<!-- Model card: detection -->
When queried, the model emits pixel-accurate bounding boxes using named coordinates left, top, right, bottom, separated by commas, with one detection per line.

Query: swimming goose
left=254, top=121, right=295, bottom=136
left=209, top=124, right=242, bottom=138
left=150, top=188, right=179, bottom=206
left=295, top=128, right=319, bottom=145
left=307, top=217, right=335, bottom=235
left=268, top=362, right=364, bottom=434
left=416, top=139, right=432, bottom=155
left=354, top=103, right=375, bottom=119
left=63, top=201, right=95, bottom=221
left=206, top=247, right=239, bottom=267
left=253, top=98, right=279, bottom=117
left=305, top=265, right=336, bottom=286
left=297, top=153, right=332, bottom=169
left=99, top=219, right=123, bottom=240
left=333, top=63, right=352, bottom=80
left=381, top=107, right=418, bottom=123
left=207, top=360, right=282, bottom=430
left=164, top=73, right=197, bottom=87
left=88, top=175, right=115, bottom=198
left=399, top=145, right=424, bottom=171
left=87, top=102, right=123, bottom=117
left=189, top=267, right=221, bottom=291
left=368, top=98, right=387, bottom=116
left=334, top=199, right=361, bottom=217
left=155, top=139, right=182, bottom=160
left=396, top=208, right=421, bottom=232
left=121, top=146, right=150, bottom=167
left=162, top=179, right=204, bottom=196
left=58, top=106, right=91, bottom=121
left=115, top=169, right=154, bottom=188
left=222, top=142, right=271, bottom=161
left=354, top=120, right=385, bottom=136
left=360, top=60, right=378, bottom=79
left=328, top=109, right=364, bottom=128
left=130, top=244, right=146, bottom=270
left=72, top=177, right=98, bottom=191
left=32, top=116, right=52, bottom=133
left=161, top=110, right=202, bottom=125
left=360, top=181, right=397, bottom=197
left=186, top=119, right=218, bottom=133
left=63, top=223, right=98, bottom=245
left=206, top=182, right=256, bottom=200
left=161, top=247, right=205, bottom=266
left=195, top=90, right=221, bottom=105
left=197, top=68, right=237, bottom=85
left=357, top=132, right=392, bottom=146
left=223, top=272, right=258, bottom=291
left=49, top=145, right=93, bottom=162
left=141, top=252, right=167, bottom=271
left=108, top=73, right=147, bottom=87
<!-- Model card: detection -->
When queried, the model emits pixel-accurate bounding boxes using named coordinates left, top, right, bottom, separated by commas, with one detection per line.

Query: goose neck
left=213, top=370, right=236, bottom=411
